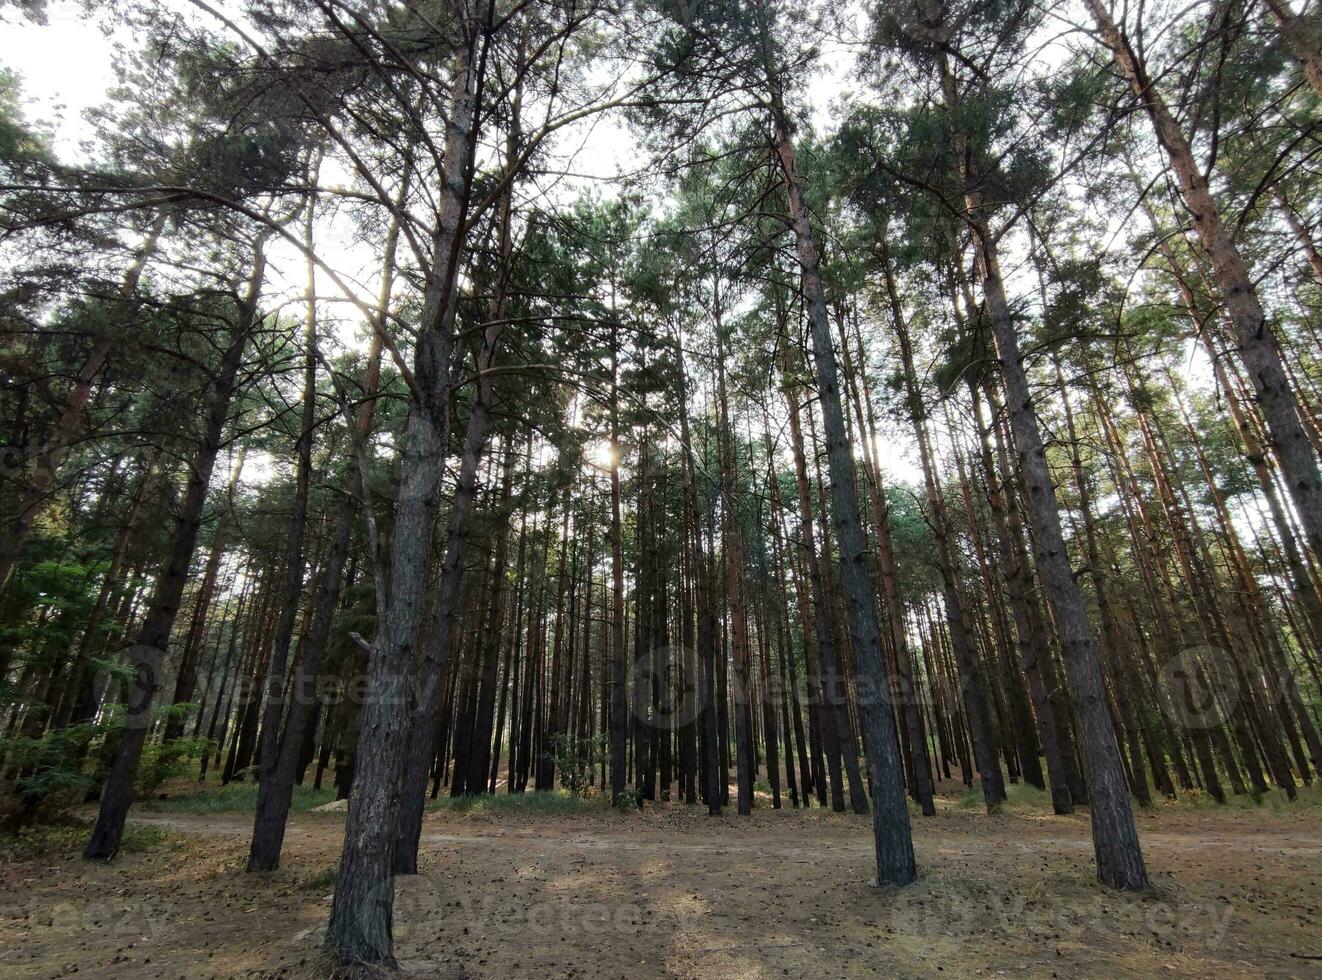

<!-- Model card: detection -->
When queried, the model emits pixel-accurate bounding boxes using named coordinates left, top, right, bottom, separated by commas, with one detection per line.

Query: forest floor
left=0, top=781, right=1320, bottom=979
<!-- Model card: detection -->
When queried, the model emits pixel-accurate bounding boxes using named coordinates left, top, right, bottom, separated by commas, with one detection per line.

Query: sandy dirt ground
left=1, top=789, right=1320, bottom=979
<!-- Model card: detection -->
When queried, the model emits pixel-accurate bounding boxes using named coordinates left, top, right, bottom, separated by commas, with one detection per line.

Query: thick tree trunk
left=325, top=35, right=480, bottom=964
left=394, top=271, right=509, bottom=870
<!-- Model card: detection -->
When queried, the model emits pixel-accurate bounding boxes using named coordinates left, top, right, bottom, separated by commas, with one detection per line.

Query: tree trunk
left=325, top=33, right=481, bottom=965
left=766, top=63, right=915, bottom=886
left=247, top=190, right=321, bottom=871
left=83, top=236, right=266, bottom=861
left=1088, top=0, right=1322, bottom=568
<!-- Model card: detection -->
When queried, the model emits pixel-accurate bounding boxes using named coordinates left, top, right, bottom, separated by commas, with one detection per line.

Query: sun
left=587, top=439, right=616, bottom=468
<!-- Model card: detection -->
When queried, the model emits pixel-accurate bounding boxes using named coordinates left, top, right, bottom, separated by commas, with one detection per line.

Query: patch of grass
left=143, top=781, right=337, bottom=814
left=0, top=819, right=170, bottom=862
left=427, top=789, right=606, bottom=816
left=302, top=864, right=339, bottom=890
left=954, top=782, right=1052, bottom=812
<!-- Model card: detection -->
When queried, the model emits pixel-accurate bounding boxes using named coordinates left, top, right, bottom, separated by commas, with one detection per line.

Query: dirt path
left=2, top=797, right=1320, bottom=978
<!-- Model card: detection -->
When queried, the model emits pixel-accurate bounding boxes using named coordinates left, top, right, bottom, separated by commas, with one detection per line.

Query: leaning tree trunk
left=929, top=40, right=1148, bottom=889
left=766, top=63, right=915, bottom=887
left=974, top=233, right=1148, bottom=890
left=83, top=237, right=267, bottom=861
left=1087, top=0, right=1322, bottom=568
left=247, top=191, right=321, bottom=872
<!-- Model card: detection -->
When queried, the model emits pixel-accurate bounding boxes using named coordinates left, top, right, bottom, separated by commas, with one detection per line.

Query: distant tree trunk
left=247, top=188, right=321, bottom=871
left=608, top=318, right=629, bottom=806
left=970, top=381, right=1073, bottom=814
left=83, top=237, right=267, bottom=861
left=58, top=450, right=161, bottom=730
left=1055, top=362, right=1152, bottom=808
left=768, top=473, right=812, bottom=807
left=199, top=588, right=248, bottom=782
left=466, top=442, right=516, bottom=795
left=245, top=173, right=400, bottom=869
left=837, top=306, right=936, bottom=815
left=714, top=323, right=755, bottom=815
left=884, top=242, right=1004, bottom=812
left=164, top=449, right=245, bottom=743
left=675, top=339, right=719, bottom=812
left=783, top=383, right=849, bottom=813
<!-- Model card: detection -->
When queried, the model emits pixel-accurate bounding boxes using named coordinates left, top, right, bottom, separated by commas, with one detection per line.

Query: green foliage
left=612, top=787, right=644, bottom=811
left=302, top=864, right=340, bottom=890
left=0, top=721, right=99, bottom=803
left=544, top=732, right=610, bottom=799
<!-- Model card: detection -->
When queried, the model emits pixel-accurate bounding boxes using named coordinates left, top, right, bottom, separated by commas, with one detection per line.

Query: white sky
left=4, top=3, right=118, bottom=158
